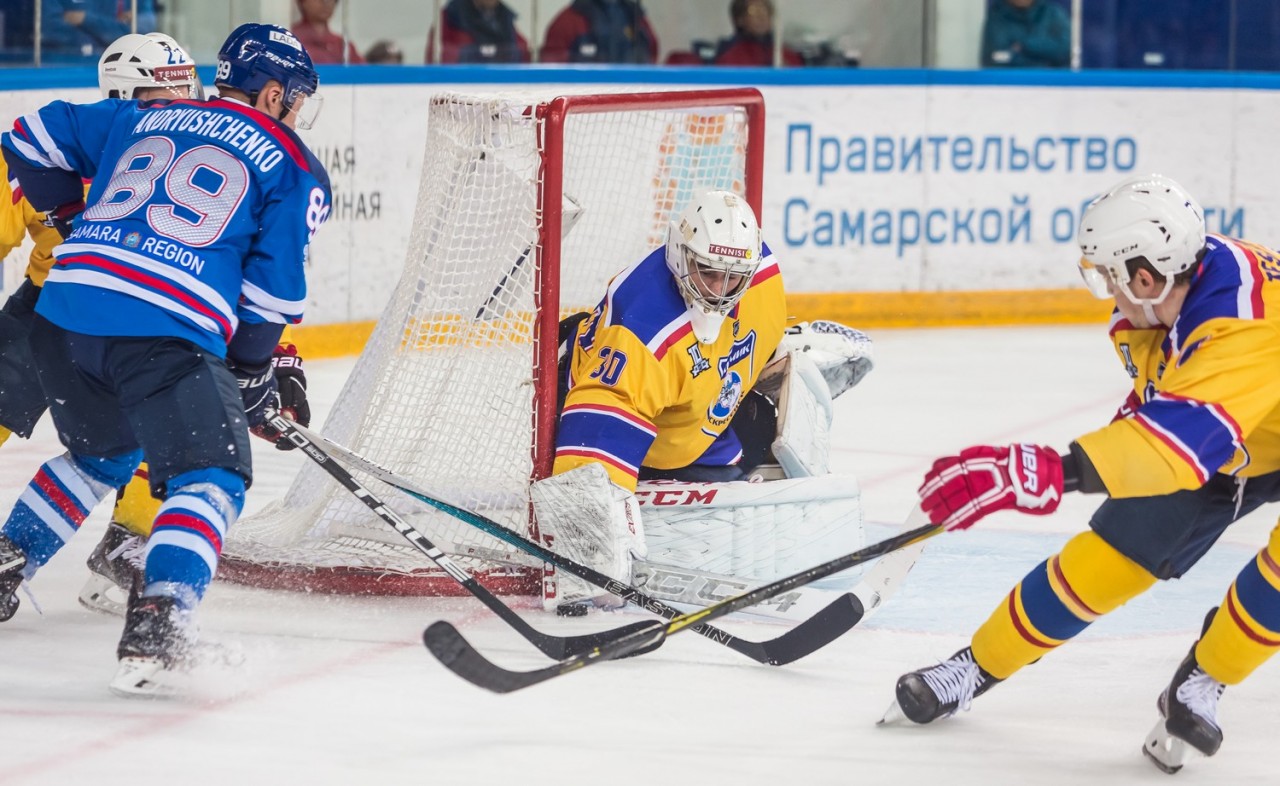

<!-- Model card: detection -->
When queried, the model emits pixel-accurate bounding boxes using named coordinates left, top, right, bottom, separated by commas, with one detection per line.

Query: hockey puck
left=556, top=602, right=589, bottom=617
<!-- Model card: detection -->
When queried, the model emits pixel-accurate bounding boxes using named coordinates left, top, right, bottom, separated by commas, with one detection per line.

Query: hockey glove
left=41, top=199, right=85, bottom=240
left=228, top=356, right=281, bottom=442
left=918, top=444, right=1063, bottom=531
left=265, top=343, right=308, bottom=451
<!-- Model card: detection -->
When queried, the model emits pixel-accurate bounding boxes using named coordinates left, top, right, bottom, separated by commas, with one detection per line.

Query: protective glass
left=1077, top=257, right=1121, bottom=299
left=288, top=90, right=324, bottom=130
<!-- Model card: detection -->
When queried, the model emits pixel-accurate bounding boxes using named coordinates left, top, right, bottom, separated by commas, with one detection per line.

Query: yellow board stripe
left=785, top=288, right=1113, bottom=328
left=288, top=289, right=1112, bottom=360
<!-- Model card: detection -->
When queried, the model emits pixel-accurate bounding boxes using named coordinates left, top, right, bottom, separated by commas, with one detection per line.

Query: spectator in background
left=42, top=0, right=157, bottom=61
left=541, top=0, right=657, bottom=64
left=981, top=0, right=1070, bottom=68
left=427, top=0, right=529, bottom=64
left=713, top=0, right=802, bottom=67
left=292, top=0, right=364, bottom=64
left=365, top=39, right=404, bottom=64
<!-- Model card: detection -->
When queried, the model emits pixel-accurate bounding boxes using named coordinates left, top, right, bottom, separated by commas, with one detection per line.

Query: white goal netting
left=222, top=89, right=761, bottom=594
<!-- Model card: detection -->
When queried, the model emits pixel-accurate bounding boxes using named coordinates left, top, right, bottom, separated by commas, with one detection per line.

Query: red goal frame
left=220, top=88, right=765, bottom=597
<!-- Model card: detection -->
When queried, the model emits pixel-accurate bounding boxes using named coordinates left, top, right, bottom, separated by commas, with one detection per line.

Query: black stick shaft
left=270, top=415, right=654, bottom=659
left=296, top=421, right=867, bottom=666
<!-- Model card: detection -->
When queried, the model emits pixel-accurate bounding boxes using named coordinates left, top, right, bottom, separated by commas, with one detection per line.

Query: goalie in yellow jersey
left=883, top=174, right=1280, bottom=775
left=0, top=34, right=309, bottom=619
left=535, top=190, right=872, bottom=615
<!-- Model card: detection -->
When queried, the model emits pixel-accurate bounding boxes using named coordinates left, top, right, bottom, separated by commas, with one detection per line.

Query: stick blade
left=755, top=591, right=865, bottom=665
left=424, top=620, right=666, bottom=694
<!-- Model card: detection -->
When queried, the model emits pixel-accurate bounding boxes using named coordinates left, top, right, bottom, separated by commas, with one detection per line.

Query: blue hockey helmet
left=216, top=23, right=321, bottom=128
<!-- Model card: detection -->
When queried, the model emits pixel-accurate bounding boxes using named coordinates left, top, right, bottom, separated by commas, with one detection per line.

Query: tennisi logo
left=708, top=243, right=751, bottom=259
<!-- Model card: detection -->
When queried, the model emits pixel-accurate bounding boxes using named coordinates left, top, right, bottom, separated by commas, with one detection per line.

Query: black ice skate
left=110, top=595, right=193, bottom=697
left=880, top=647, right=1001, bottom=725
left=0, top=534, right=28, bottom=622
left=79, top=522, right=146, bottom=616
left=1144, top=648, right=1226, bottom=773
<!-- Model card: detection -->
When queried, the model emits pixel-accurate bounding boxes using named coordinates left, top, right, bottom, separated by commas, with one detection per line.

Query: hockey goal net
left=221, top=88, right=765, bottom=595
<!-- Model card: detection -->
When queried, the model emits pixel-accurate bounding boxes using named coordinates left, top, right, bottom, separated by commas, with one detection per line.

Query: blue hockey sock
left=143, top=470, right=245, bottom=608
left=1, top=454, right=114, bottom=575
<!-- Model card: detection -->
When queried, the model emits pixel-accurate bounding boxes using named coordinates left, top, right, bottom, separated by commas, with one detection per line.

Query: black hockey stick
left=269, top=415, right=656, bottom=660
left=424, top=522, right=944, bottom=693
left=290, top=420, right=871, bottom=666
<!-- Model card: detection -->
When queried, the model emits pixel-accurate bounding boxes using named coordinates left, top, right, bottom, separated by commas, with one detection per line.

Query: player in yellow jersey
left=882, top=174, right=1280, bottom=774
left=533, top=190, right=790, bottom=612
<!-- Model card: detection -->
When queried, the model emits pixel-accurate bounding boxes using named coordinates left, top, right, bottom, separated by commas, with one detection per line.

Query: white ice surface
left=1, top=326, right=1275, bottom=785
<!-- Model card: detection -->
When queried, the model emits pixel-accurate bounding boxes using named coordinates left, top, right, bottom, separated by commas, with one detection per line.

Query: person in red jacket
left=427, top=0, right=530, bottom=64
left=540, top=0, right=658, bottom=64
left=292, top=0, right=364, bottom=64
left=713, top=0, right=803, bottom=67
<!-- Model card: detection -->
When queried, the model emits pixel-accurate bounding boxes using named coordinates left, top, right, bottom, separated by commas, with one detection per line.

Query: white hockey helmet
left=1076, top=173, right=1205, bottom=307
left=666, top=190, right=762, bottom=322
left=99, top=33, right=202, bottom=100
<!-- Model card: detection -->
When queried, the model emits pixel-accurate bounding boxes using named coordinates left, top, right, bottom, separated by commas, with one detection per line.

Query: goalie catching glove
left=918, top=444, right=1063, bottom=531
left=532, top=463, right=647, bottom=613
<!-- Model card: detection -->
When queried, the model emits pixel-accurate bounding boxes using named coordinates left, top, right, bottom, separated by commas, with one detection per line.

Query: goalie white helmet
left=98, top=33, right=202, bottom=100
left=666, top=190, right=762, bottom=343
left=1076, top=173, right=1205, bottom=308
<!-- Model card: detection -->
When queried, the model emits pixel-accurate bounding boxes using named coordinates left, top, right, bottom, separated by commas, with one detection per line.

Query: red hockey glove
left=1111, top=389, right=1142, bottom=423
left=918, top=444, right=1063, bottom=531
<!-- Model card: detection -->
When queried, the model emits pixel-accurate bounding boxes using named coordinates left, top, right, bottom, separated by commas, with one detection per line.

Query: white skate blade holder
left=78, top=573, right=127, bottom=617
left=1144, top=718, right=1195, bottom=774
left=109, top=658, right=181, bottom=699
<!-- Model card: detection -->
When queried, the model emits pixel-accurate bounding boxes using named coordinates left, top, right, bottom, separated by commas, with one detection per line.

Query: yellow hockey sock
left=0, top=425, right=11, bottom=448
left=973, top=530, right=1157, bottom=679
left=111, top=464, right=160, bottom=538
left=1196, top=521, right=1280, bottom=685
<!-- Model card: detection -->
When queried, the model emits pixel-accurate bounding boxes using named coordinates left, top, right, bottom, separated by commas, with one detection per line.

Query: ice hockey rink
left=1, top=324, right=1275, bottom=785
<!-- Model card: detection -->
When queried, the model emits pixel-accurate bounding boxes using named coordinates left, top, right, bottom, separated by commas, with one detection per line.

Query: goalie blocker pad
left=637, top=473, right=863, bottom=588
left=532, top=463, right=646, bottom=611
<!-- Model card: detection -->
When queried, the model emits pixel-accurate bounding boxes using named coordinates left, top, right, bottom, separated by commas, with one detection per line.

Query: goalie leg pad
left=533, top=463, right=646, bottom=612
left=637, top=474, right=863, bottom=583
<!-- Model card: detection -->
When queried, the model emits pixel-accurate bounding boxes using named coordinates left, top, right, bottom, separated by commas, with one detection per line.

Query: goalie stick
left=269, top=415, right=656, bottom=660
left=287, top=420, right=872, bottom=666
left=424, top=521, right=944, bottom=693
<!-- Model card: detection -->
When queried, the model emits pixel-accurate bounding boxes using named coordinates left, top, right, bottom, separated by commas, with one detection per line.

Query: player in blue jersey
left=0, top=23, right=330, bottom=696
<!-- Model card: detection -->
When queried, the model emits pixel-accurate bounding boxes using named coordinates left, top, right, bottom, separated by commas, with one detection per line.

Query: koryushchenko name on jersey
left=67, top=221, right=206, bottom=275
left=132, top=107, right=286, bottom=173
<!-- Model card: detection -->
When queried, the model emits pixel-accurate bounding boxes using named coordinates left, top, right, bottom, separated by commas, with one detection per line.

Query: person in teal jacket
left=981, top=0, right=1070, bottom=68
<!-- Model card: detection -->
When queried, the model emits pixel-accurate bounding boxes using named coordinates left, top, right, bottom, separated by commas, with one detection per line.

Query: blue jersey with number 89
left=1, top=96, right=330, bottom=357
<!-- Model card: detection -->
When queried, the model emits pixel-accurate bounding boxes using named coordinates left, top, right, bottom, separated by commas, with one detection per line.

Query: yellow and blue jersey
left=554, top=243, right=786, bottom=491
left=0, top=154, right=62, bottom=286
left=1076, top=234, right=1280, bottom=496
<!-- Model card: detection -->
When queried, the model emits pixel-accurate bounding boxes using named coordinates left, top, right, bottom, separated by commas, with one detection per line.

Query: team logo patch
left=708, top=243, right=751, bottom=259
left=123, top=232, right=141, bottom=248
left=709, top=370, right=743, bottom=421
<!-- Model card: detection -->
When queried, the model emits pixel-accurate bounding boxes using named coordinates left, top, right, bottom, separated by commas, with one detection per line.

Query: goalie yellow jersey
left=1075, top=234, right=1280, bottom=497
left=553, top=243, right=786, bottom=491
left=0, top=153, right=63, bottom=286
